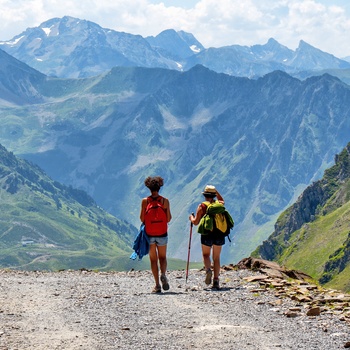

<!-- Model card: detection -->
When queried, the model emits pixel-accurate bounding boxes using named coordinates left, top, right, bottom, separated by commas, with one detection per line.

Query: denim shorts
left=201, top=233, right=225, bottom=247
left=148, top=235, right=168, bottom=246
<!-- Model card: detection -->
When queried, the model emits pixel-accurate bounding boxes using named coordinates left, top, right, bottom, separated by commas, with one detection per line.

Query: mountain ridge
left=0, top=49, right=47, bottom=105
left=1, top=16, right=349, bottom=79
left=1, top=59, right=350, bottom=263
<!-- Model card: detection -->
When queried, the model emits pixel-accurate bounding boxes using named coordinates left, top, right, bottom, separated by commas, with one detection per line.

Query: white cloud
left=274, top=1, right=350, bottom=56
left=0, top=0, right=349, bottom=58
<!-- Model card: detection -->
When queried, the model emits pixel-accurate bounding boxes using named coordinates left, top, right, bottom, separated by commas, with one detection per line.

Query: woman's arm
left=140, top=198, right=147, bottom=222
left=216, top=190, right=225, bottom=204
left=164, top=198, right=172, bottom=222
left=189, top=203, right=204, bottom=226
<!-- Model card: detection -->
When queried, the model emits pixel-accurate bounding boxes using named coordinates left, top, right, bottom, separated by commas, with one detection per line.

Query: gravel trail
left=0, top=268, right=349, bottom=349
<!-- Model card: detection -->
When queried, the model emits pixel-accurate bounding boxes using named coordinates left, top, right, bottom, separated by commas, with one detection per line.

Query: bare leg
left=201, top=244, right=212, bottom=270
left=157, top=245, right=167, bottom=275
left=149, top=243, right=160, bottom=286
left=212, top=245, right=222, bottom=279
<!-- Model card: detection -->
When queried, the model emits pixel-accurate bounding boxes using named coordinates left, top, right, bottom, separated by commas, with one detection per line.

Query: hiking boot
left=152, top=285, right=161, bottom=293
left=205, top=268, right=212, bottom=285
left=160, top=274, right=170, bottom=291
left=212, top=278, right=220, bottom=290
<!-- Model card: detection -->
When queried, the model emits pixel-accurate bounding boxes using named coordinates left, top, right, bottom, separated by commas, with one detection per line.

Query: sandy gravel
left=0, top=268, right=349, bottom=350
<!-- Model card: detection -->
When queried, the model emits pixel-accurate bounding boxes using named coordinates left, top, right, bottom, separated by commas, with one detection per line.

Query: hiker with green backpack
left=140, top=176, right=172, bottom=293
left=189, top=185, right=233, bottom=290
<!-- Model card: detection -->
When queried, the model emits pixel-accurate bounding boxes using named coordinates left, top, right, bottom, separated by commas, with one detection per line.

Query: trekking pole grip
left=186, top=212, right=195, bottom=283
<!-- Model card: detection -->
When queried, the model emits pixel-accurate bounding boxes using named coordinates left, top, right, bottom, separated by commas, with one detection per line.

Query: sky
left=0, top=0, right=350, bottom=58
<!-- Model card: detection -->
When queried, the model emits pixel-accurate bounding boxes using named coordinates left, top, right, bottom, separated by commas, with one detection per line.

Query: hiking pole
left=186, top=213, right=194, bottom=283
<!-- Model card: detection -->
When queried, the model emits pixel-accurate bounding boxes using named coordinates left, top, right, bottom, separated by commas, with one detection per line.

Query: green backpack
left=198, top=201, right=234, bottom=239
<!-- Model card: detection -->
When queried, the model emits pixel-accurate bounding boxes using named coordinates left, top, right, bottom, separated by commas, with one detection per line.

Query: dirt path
left=0, top=269, right=349, bottom=349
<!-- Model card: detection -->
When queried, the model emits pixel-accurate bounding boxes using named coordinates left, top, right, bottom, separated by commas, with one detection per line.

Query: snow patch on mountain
left=0, top=36, right=24, bottom=46
left=190, top=45, right=201, bottom=53
left=42, top=27, right=52, bottom=36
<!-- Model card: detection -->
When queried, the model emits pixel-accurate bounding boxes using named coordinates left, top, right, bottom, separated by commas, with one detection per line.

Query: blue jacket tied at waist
left=130, top=224, right=150, bottom=260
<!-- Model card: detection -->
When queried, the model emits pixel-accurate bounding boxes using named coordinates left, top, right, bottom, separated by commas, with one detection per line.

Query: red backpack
left=144, top=196, right=168, bottom=236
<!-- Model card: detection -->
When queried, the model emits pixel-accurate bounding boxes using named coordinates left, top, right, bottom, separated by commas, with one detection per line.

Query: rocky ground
left=0, top=259, right=350, bottom=350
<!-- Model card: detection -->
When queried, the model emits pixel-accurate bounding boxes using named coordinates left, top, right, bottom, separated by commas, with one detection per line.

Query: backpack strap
left=147, top=195, right=164, bottom=205
left=201, top=201, right=211, bottom=214
left=201, top=202, right=207, bottom=213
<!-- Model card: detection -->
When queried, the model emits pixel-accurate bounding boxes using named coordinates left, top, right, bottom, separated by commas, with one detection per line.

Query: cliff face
left=258, top=181, right=328, bottom=260
left=254, top=143, right=350, bottom=290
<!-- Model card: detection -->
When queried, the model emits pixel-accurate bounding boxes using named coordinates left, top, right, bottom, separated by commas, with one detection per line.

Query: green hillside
left=276, top=201, right=350, bottom=291
left=254, top=143, right=350, bottom=292
left=0, top=143, right=137, bottom=271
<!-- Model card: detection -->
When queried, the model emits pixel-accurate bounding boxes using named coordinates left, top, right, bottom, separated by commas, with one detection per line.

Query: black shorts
left=201, top=232, right=225, bottom=247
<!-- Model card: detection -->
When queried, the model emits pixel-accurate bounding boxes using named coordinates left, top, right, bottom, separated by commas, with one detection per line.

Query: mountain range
left=1, top=16, right=350, bottom=79
left=1, top=40, right=350, bottom=264
left=1, top=16, right=350, bottom=270
left=253, top=142, right=350, bottom=292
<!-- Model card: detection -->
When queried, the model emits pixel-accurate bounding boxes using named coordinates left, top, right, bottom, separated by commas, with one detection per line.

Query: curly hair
left=144, top=176, right=164, bottom=192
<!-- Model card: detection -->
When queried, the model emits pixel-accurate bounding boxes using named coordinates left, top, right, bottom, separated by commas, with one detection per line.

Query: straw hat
left=202, top=185, right=217, bottom=196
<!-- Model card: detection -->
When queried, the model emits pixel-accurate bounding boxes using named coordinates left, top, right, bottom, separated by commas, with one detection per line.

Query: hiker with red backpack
left=140, top=176, right=172, bottom=293
left=189, top=185, right=226, bottom=290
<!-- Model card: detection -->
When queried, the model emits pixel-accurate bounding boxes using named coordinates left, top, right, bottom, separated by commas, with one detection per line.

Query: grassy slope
left=278, top=197, right=350, bottom=291
left=0, top=141, right=141, bottom=271
left=0, top=185, right=133, bottom=270
left=251, top=144, right=350, bottom=292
